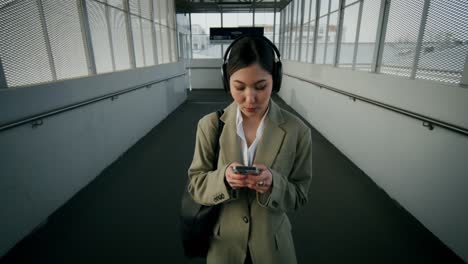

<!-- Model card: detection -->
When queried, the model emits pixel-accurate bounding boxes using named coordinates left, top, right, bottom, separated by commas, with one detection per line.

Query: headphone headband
left=223, top=35, right=281, bottom=64
left=221, top=34, right=283, bottom=93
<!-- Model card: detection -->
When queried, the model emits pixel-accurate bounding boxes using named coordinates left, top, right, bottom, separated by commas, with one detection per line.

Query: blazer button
left=272, top=201, right=279, bottom=208
left=243, top=216, right=249, bottom=223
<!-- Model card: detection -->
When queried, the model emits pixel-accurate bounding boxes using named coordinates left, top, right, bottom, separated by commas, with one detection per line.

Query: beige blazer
left=188, top=100, right=312, bottom=264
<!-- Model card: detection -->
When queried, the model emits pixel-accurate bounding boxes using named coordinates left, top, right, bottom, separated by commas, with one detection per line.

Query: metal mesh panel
left=416, top=0, right=468, bottom=84
left=159, top=0, right=168, bottom=26
left=141, top=18, right=154, bottom=66
left=129, top=0, right=139, bottom=16
left=87, top=0, right=113, bottom=73
left=288, top=4, right=292, bottom=60
left=154, top=23, right=163, bottom=63
left=324, top=11, right=339, bottom=64
left=0, top=0, right=53, bottom=87
left=131, top=15, right=144, bottom=67
left=168, top=28, right=173, bottom=62
left=170, top=29, right=177, bottom=62
left=107, top=0, right=124, bottom=10
left=291, top=0, right=299, bottom=61
left=296, top=0, right=302, bottom=61
left=166, top=27, right=171, bottom=63
left=0, top=0, right=15, bottom=8
left=300, top=0, right=311, bottom=62
left=153, top=0, right=161, bottom=24
left=254, top=12, right=274, bottom=41
left=283, top=4, right=290, bottom=59
left=345, top=0, right=359, bottom=6
left=355, top=0, right=381, bottom=72
left=338, top=2, right=359, bottom=67
left=381, top=0, right=424, bottom=77
left=161, top=25, right=170, bottom=64
left=167, top=0, right=175, bottom=29
left=274, top=11, right=281, bottom=47
left=139, top=0, right=151, bottom=20
left=303, top=1, right=314, bottom=31
left=42, top=0, right=88, bottom=80
left=108, top=6, right=130, bottom=71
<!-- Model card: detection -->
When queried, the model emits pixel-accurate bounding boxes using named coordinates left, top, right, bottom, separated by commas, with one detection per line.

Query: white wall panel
left=280, top=60, right=468, bottom=262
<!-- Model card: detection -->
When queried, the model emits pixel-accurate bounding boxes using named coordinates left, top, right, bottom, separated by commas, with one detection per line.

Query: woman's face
left=229, top=63, right=273, bottom=119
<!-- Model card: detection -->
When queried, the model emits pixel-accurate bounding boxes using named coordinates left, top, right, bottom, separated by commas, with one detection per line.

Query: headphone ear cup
left=274, top=61, right=282, bottom=93
left=221, top=63, right=229, bottom=93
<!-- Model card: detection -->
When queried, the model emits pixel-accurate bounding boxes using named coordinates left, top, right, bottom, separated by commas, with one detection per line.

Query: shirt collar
left=236, top=105, right=270, bottom=128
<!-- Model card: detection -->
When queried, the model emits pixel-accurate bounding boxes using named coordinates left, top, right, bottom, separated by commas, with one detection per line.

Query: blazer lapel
left=254, top=100, right=286, bottom=168
left=219, top=102, right=243, bottom=164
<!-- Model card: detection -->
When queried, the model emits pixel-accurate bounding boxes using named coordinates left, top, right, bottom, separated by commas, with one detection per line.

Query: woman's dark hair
left=226, top=36, right=276, bottom=78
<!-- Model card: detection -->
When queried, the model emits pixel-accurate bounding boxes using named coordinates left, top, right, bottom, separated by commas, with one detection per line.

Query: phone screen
left=232, top=166, right=259, bottom=175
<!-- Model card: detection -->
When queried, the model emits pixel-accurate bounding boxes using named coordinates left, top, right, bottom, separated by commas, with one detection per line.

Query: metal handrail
left=0, top=72, right=187, bottom=132
left=284, top=73, right=468, bottom=137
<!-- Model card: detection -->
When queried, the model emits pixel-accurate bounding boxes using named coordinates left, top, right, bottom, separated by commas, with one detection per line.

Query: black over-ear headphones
left=221, top=35, right=282, bottom=93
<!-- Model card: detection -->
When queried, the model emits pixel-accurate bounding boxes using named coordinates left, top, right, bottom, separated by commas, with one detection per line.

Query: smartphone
left=232, top=166, right=260, bottom=175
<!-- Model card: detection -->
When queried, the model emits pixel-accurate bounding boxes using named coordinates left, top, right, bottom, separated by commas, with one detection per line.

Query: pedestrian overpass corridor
left=1, top=91, right=462, bottom=264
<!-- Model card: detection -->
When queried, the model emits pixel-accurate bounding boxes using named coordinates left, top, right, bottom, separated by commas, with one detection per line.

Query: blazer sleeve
left=187, top=115, right=233, bottom=206
left=257, top=128, right=312, bottom=213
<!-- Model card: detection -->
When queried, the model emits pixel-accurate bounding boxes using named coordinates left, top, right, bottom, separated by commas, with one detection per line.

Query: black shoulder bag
left=180, top=109, right=225, bottom=258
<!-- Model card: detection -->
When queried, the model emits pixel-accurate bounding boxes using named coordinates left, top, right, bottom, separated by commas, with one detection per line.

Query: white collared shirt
left=236, top=105, right=269, bottom=166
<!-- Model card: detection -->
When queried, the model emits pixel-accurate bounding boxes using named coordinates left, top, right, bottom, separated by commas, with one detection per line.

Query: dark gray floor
left=1, top=90, right=464, bottom=263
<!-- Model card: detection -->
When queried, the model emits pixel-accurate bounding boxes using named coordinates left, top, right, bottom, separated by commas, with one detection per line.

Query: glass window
left=191, top=13, right=221, bottom=58
left=320, top=0, right=330, bottom=16
left=330, top=0, right=340, bottom=12
left=223, top=13, right=253, bottom=27
left=254, top=12, right=274, bottom=43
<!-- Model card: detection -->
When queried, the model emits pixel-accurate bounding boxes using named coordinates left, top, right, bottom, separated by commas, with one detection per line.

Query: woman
left=188, top=35, right=312, bottom=264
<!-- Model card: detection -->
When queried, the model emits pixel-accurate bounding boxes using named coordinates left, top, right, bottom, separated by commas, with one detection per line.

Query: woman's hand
left=225, top=162, right=247, bottom=189
left=245, top=164, right=272, bottom=193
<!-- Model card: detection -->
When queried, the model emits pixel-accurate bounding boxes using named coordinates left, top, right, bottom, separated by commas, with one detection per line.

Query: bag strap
left=213, top=110, right=225, bottom=170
